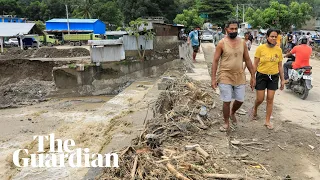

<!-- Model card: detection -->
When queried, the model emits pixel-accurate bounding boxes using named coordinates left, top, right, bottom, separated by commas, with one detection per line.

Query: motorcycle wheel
left=299, top=80, right=309, bottom=100
left=285, top=83, right=290, bottom=89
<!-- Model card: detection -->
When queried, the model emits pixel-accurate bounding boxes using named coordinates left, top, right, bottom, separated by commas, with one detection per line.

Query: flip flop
left=248, top=106, right=258, bottom=121
left=264, top=124, right=274, bottom=130
left=219, top=126, right=228, bottom=132
left=229, top=117, right=238, bottom=129
left=220, top=125, right=235, bottom=132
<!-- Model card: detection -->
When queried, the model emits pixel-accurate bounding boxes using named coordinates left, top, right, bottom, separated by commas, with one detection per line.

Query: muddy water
left=0, top=95, right=113, bottom=180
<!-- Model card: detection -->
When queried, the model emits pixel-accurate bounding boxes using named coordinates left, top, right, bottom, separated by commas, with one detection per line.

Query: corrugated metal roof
left=46, top=19, right=99, bottom=23
left=0, top=23, right=35, bottom=37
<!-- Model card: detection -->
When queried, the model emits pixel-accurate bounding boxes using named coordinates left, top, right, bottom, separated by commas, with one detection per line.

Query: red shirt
left=290, top=45, right=312, bottom=69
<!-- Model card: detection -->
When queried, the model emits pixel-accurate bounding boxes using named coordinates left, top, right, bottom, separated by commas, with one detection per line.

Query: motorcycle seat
left=297, top=66, right=312, bottom=70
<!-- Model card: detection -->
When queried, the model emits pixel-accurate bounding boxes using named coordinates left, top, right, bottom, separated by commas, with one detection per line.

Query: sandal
left=219, top=126, right=227, bottom=132
left=248, top=106, right=258, bottom=121
left=220, top=125, right=232, bottom=132
left=264, top=124, right=274, bottom=130
left=230, top=117, right=238, bottom=129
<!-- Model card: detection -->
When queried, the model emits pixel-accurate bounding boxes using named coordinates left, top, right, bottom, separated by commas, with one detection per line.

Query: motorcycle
left=286, top=56, right=313, bottom=100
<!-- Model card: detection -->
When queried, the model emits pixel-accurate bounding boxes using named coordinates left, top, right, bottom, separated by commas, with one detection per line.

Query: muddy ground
left=0, top=56, right=187, bottom=180
left=0, top=47, right=90, bottom=60
left=98, top=43, right=320, bottom=180
left=0, top=59, right=80, bottom=108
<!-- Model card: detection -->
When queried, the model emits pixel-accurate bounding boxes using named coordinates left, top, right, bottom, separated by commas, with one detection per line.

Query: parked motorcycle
left=286, top=57, right=313, bottom=100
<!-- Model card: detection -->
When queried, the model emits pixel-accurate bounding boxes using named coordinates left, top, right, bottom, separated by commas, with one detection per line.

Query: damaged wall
left=53, top=58, right=181, bottom=96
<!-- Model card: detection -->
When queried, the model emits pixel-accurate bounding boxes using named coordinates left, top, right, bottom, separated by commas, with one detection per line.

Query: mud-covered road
left=201, top=42, right=320, bottom=179
left=201, top=42, right=320, bottom=131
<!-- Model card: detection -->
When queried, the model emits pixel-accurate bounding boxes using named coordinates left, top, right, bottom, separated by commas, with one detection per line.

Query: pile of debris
left=34, top=47, right=90, bottom=58
left=98, top=76, right=272, bottom=180
left=0, top=48, right=36, bottom=59
left=0, top=47, right=90, bottom=60
left=0, top=79, right=54, bottom=109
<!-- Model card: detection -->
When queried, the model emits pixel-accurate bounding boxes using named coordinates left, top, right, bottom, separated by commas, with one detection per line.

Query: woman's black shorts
left=255, top=72, right=279, bottom=90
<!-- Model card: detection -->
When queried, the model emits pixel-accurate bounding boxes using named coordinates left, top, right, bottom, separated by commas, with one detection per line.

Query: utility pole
left=237, top=4, right=251, bottom=23
left=65, top=4, right=70, bottom=34
left=242, top=4, right=245, bottom=23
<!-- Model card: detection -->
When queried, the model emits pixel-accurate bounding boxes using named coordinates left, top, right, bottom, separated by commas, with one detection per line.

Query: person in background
left=257, top=33, right=263, bottom=45
left=244, top=32, right=252, bottom=51
left=281, top=32, right=287, bottom=52
left=306, top=32, right=313, bottom=46
left=187, top=26, right=201, bottom=63
left=248, top=32, right=254, bottom=44
left=292, top=32, right=297, bottom=46
left=283, top=36, right=312, bottom=84
left=214, top=27, right=224, bottom=47
left=250, top=29, right=285, bottom=130
left=211, top=20, right=255, bottom=132
left=296, top=32, right=302, bottom=44
left=287, top=31, right=294, bottom=52
left=276, top=30, right=282, bottom=48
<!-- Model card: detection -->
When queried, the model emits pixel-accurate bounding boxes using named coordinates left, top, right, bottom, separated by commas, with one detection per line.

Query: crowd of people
left=243, top=30, right=318, bottom=53
left=186, top=20, right=314, bottom=132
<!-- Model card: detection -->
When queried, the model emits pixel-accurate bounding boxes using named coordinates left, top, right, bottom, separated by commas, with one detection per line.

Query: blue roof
left=46, top=19, right=99, bottom=23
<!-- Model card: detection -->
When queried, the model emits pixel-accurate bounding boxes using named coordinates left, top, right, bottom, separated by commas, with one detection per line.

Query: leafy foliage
left=245, top=1, right=313, bottom=31
left=173, top=9, right=204, bottom=30
left=199, top=0, right=234, bottom=27
left=125, top=18, right=155, bottom=60
left=0, top=0, right=318, bottom=29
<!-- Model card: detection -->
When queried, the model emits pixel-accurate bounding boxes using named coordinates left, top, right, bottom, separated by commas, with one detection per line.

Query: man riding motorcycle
left=283, top=36, right=312, bottom=84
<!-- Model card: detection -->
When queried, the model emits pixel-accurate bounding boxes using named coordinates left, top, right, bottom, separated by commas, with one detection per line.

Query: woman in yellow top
left=250, top=29, right=285, bottom=129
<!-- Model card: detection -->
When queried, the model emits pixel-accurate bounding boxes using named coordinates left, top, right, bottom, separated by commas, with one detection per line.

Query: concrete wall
left=91, top=45, right=125, bottom=62
left=122, top=35, right=153, bottom=51
left=53, top=57, right=180, bottom=96
left=153, top=36, right=179, bottom=51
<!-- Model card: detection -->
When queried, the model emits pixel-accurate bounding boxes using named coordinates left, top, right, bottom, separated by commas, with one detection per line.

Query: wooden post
left=0, top=37, right=3, bottom=53
left=20, top=37, right=23, bottom=50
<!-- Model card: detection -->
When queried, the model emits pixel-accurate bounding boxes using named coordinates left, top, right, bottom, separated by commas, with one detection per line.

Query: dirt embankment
left=0, top=59, right=72, bottom=108
left=0, top=47, right=90, bottom=60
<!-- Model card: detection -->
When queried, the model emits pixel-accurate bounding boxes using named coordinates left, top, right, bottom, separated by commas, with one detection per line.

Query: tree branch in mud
left=166, top=163, right=191, bottom=180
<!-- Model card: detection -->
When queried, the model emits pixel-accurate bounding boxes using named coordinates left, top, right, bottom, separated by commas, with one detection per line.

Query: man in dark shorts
left=187, top=26, right=201, bottom=63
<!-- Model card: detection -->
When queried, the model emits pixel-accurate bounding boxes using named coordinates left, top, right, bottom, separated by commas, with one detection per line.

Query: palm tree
left=73, top=0, right=93, bottom=19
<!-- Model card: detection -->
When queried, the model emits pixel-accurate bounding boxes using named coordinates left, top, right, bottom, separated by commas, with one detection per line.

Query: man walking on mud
left=187, top=26, right=201, bottom=63
left=211, top=20, right=255, bottom=131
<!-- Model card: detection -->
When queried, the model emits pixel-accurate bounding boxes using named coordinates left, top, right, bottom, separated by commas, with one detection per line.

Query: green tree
left=246, top=1, right=312, bottom=31
left=35, top=20, right=45, bottom=31
left=173, top=9, right=204, bottom=30
left=24, top=1, right=42, bottom=21
left=92, top=1, right=123, bottom=26
left=125, top=18, right=155, bottom=60
left=199, top=0, right=234, bottom=27
left=117, top=0, right=179, bottom=24
left=72, top=0, right=94, bottom=19
left=0, top=0, right=23, bottom=16
left=40, top=0, right=68, bottom=20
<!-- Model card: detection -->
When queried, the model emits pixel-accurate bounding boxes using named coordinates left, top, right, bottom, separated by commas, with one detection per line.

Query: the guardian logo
left=13, top=134, right=119, bottom=168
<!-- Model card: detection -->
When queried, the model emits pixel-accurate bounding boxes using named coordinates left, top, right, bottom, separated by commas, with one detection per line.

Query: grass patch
left=68, top=64, right=77, bottom=69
